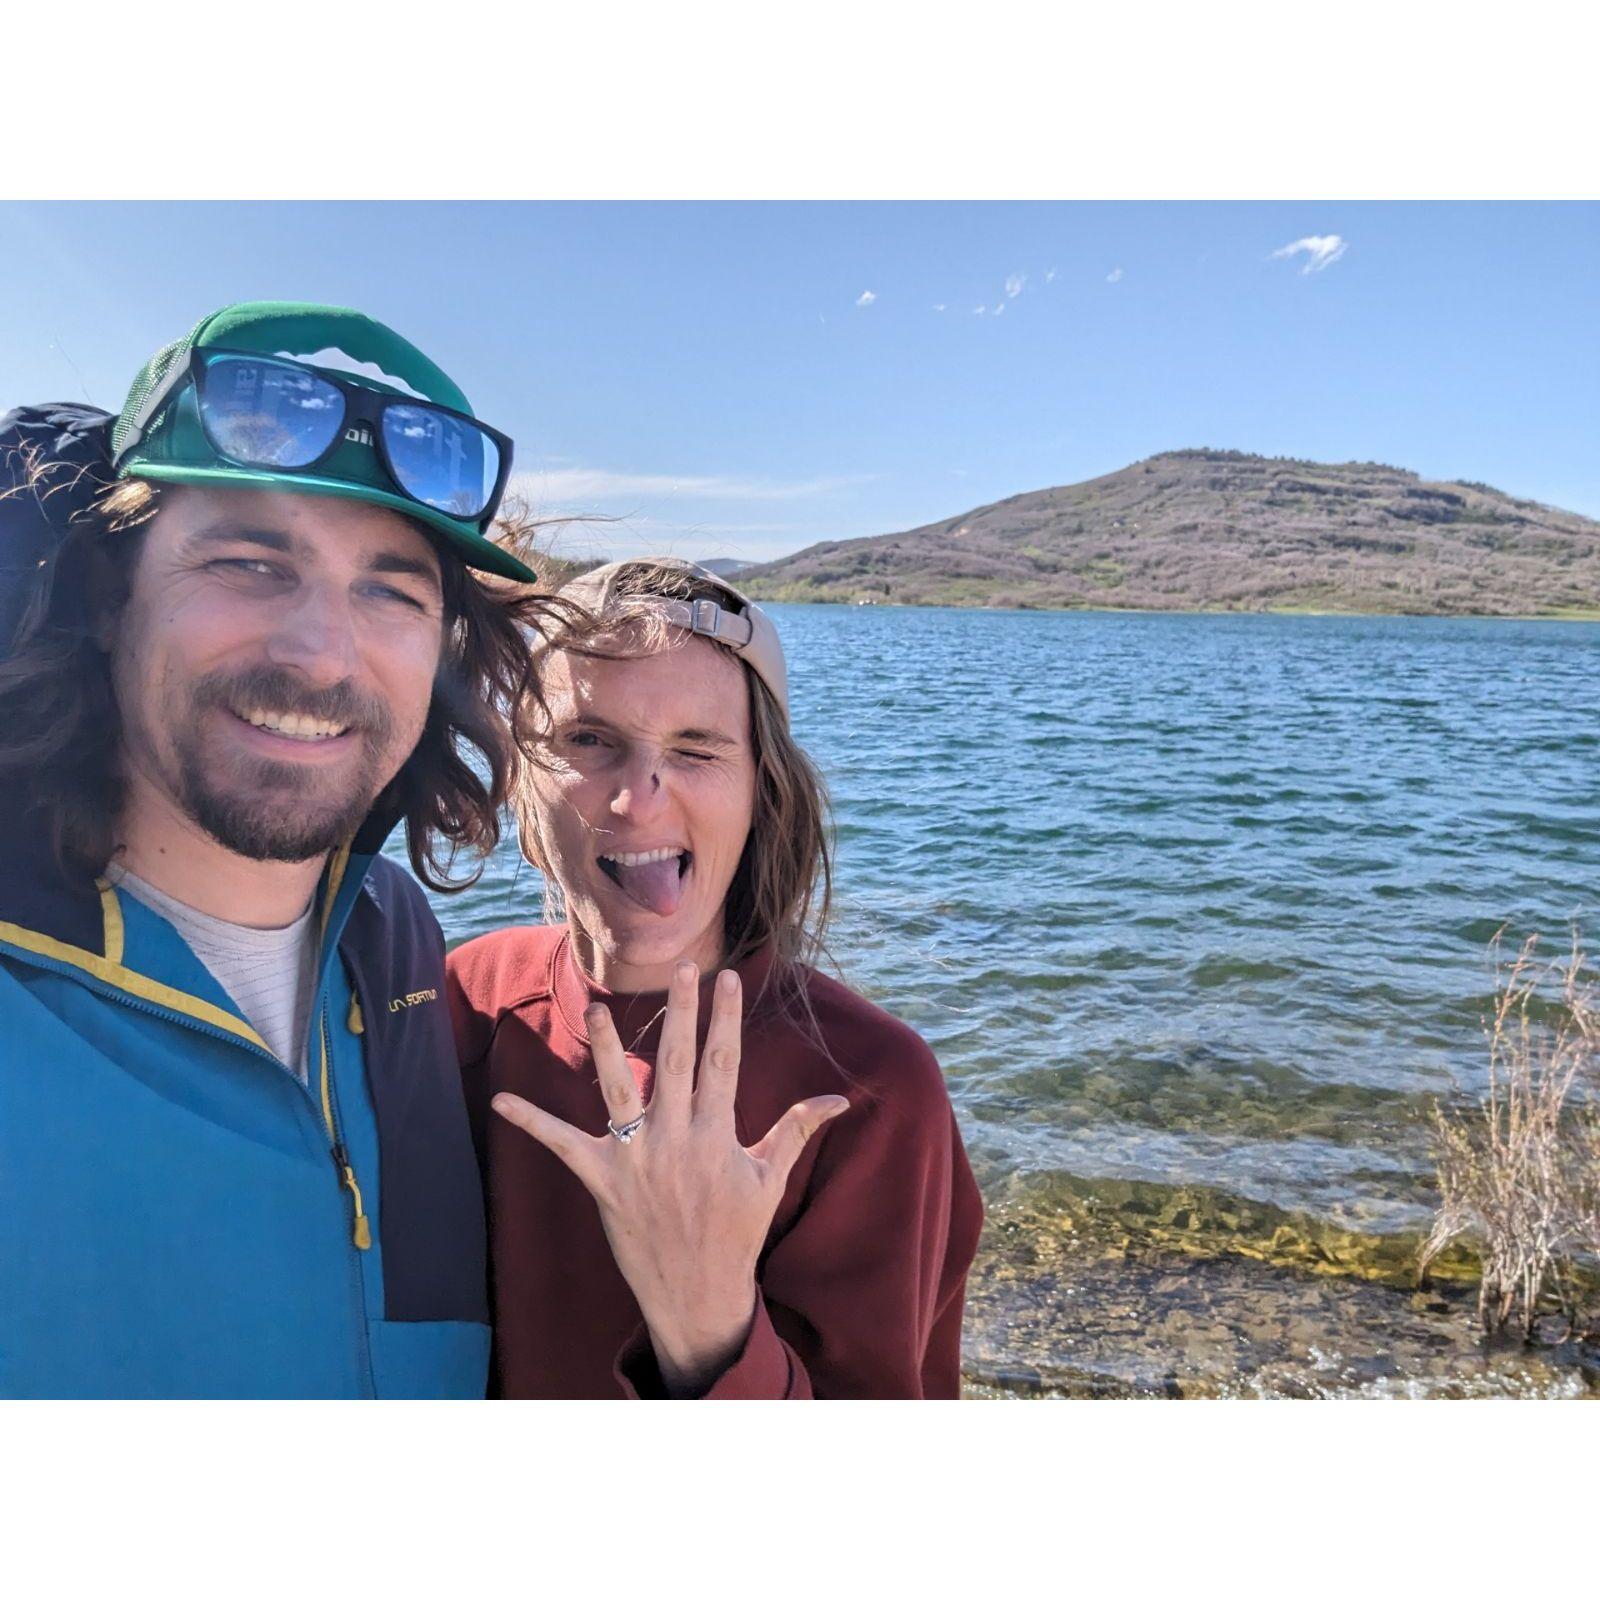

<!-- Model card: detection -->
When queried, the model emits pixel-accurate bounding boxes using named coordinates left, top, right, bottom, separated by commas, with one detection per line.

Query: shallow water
left=415, top=605, right=1600, bottom=1398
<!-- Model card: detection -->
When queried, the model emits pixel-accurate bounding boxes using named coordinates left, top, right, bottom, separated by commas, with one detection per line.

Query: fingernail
left=676, top=960, right=698, bottom=982
left=586, top=1003, right=607, bottom=1025
left=718, top=969, right=739, bottom=994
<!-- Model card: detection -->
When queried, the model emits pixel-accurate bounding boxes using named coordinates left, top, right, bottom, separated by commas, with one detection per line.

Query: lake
left=418, top=604, right=1600, bottom=1397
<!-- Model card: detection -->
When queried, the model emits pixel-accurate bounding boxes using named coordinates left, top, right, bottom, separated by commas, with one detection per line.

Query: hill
left=737, top=450, right=1600, bottom=618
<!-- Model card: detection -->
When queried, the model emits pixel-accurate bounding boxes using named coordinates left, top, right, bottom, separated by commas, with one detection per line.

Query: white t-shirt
left=105, top=863, right=319, bottom=1083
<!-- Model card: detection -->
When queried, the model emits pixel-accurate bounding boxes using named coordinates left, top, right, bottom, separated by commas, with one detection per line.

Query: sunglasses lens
left=381, top=405, right=500, bottom=519
left=198, top=355, right=346, bottom=467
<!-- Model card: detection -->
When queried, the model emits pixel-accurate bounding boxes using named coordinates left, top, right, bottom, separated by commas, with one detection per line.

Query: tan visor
left=555, top=558, right=790, bottom=717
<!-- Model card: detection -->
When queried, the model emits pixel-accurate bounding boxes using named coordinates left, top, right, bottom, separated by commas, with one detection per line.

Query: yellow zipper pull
left=333, top=1147, right=372, bottom=1250
left=343, top=1165, right=372, bottom=1250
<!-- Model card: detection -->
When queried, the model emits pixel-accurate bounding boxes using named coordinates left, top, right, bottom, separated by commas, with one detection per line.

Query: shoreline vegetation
left=763, top=597, right=1600, bottom=623
left=1421, top=933, right=1600, bottom=1339
left=733, top=449, right=1600, bottom=620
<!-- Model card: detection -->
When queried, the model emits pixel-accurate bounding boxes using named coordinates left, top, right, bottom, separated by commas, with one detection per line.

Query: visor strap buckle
left=689, top=598, right=724, bottom=639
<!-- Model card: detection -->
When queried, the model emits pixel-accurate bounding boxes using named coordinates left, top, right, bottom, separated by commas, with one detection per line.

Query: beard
left=168, top=665, right=403, bottom=862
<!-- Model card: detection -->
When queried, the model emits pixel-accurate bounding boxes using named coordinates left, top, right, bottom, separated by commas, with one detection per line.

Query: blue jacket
left=0, top=812, right=491, bottom=1399
left=0, top=408, right=490, bottom=1399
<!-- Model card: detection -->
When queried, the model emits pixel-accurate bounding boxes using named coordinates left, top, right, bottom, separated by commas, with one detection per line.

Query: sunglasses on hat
left=118, top=348, right=513, bottom=525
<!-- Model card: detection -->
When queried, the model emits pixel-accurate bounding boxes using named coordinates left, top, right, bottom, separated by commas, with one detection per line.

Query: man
left=0, top=302, right=546, bottom=1398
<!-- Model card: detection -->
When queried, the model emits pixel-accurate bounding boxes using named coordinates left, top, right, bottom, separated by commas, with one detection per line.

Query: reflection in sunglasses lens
left=382, top=405, right=498, bottom=518
left=200, top=355, right=346, bottom=468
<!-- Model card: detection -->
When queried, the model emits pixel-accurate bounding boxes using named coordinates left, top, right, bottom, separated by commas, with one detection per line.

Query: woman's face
left=528, top=632, right=758, bottom=991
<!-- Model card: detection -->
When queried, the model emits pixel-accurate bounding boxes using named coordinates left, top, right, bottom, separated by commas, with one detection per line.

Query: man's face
left=110, top=485, right=446, bottom=862
left=529, top=635, right=757, bottom=981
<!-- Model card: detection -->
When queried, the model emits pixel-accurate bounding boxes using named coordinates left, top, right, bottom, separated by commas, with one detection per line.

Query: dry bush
left=1419, top=931, right=1600, bottom=1338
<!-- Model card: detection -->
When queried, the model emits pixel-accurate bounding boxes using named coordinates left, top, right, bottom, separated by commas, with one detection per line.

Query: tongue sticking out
left=610, top=855, right=686, bottom=916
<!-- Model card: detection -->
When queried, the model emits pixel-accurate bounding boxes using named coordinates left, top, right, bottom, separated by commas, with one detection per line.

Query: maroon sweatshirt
left=445, top=924, right=984, bottom=1399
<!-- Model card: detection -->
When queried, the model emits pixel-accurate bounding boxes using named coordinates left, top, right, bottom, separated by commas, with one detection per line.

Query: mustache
left=190, top=666, right=393, bottom=736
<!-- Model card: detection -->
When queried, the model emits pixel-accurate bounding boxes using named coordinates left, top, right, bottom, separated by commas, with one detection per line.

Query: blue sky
left=3, top=202, right=1596, bottom=562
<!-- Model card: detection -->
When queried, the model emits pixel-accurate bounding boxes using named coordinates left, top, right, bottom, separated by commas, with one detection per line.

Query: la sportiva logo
left=389, top=988, right=439, bottom=1013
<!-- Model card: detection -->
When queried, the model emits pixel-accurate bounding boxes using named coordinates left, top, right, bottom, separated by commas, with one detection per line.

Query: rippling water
left=417, top=605, right=1600, bottom=1397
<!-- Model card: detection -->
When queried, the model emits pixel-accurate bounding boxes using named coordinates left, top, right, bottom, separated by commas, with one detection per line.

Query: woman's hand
left=491, top=961, right=850, bottom=1396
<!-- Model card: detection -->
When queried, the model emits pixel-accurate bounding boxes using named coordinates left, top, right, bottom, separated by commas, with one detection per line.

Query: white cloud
left=1106, top=266, right=1123, bottom=283
left=1004, top=272, right=1026, bottom=299
left=973, top=305, right=986, bottom=315
left=855, top=289, right=877, bottom=307
left=1271, top=234, right=1348, bottom=274
left=509, top=467, right=868, bottom=505
left=533, top=512, right=885, bottom=566
left=1044, top=268, right=1057, bottom=284
left=992, top=302, right=1005, bottom=315
left=933, top=303, right=946, bottom=312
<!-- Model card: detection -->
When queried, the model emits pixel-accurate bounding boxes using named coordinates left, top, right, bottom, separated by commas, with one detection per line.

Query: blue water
left=419, top=605, right=1600, bottom=1395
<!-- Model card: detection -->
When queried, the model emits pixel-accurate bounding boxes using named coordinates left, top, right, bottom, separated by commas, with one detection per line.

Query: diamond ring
left=607, top=1112, right=647, bottom=1144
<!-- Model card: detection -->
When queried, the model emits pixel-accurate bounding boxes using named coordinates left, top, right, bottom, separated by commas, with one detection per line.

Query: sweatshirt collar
left=551, top=928, right=777, bottom=1061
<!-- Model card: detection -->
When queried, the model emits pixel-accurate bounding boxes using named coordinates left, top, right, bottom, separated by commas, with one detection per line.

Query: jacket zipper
left=308, top=845, right=371, bottom=1251
left=318, top=1002, right=371, bottom=1249
left=320, top=998, right=376, bottom=1398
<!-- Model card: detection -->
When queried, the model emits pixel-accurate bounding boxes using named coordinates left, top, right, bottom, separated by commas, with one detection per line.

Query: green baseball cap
left=110, top=300, right=536, bottom=583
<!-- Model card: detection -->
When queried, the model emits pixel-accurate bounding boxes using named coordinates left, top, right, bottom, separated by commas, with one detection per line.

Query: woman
left=446, top=558, right=983, bottom=1398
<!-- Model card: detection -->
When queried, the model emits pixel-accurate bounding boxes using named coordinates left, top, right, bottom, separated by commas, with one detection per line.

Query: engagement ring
left=606, top=1113, right=647, bottom=1144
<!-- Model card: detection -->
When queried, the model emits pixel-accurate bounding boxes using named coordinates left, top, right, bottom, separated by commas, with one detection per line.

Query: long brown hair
left=507, top=554, right=837, bottom=1030
left=0, top=459, right=577, bottom=891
